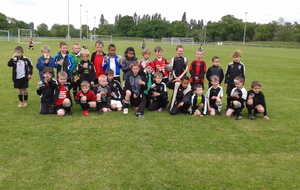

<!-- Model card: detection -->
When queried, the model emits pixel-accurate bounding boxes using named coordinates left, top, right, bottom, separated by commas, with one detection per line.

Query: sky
left=1, top=0, right=299, bottom=29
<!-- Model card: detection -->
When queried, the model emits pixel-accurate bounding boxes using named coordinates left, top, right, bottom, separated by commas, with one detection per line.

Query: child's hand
left=45, top=59, right=49, bottom=64
left=28, top=75, right=32, bottom=80
left=74, top=76, right=79, bottom=82
left=224, top=83, right=228, bottom=87
left=133, top=94, right=137, bottom=98
left=129, top=63, right=133, bottom=68
left=153, top=92, right=160, bottom=96
left=263, top=116, right=270, bottom=120
left=194, top=76, right=199, bottom=81
left=177, top=102, right=184, bottom=107
left=138, top=80, right=145, bottom=85
left=156, top=65, right=161, bottom=71
left=91, top=81, right=94, bottom=86
left=57, top=60, right=63, bottom=65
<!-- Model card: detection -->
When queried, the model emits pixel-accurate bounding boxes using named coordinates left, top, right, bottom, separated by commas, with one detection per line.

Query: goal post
left=90, top=35, right=112, bottom=42
left=0, top=30, right=10, bottom=42
left=18, top=29, right=32, bottom=44
left=162, top=37, right=194, bottom=45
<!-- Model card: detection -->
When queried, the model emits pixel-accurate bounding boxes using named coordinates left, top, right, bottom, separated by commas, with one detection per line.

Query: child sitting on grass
left=205, top=75, right=223, bottom=116
left=191, top=84, right=206, bottom=117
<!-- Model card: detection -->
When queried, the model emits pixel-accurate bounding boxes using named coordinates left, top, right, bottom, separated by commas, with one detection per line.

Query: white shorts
left=111, top=100, right=123, bottom=108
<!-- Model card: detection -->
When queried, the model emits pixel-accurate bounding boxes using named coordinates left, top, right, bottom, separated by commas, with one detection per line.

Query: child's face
left=108, top=47, right=116, bottom=56
left=81, top=54, right=89, bottom=62
left=211, top=80, right=219, bottom=87
left=127, top=51, right=135, bottom=59
left=95, top=43, right=103, bottom=53
left=196, top=51, right=204, bottom=60
left=154, top=76, right=162, bottom=84
left=176, top=48, right=184, bottom=57
left=233, top=56, right=241, bottom=63
left=132, top=66, right=139, bottom=76
left=14, top=50, right=23, bottom=58
left=155, top=50, right=162, bottom=59
left=42, top=49, right=50, bottom=55
left=234, top=80, right=244, bottom=89
left=60, top=45, right=68, bottom=54
left=81, top=86, right=90, bottom=94
left=212, top=59, right=220, bottom=66
left=72, top=45, right=81, bottom=54
left=145, top=66, right=153, bottom=74
left=181, top=79, right=189, bottom=89
left=43, top=72, right=52, bottom=81
left=252, top=85, right=261, bottom=94
left=107, top=74, right=114, bottom=82
left=196, top=87, right=203, bottom=96
left=143, top=52, right=150, bottom=60
left=58, top=76, right=67, bottom=85
left=99, top=79, right=107, bottom=86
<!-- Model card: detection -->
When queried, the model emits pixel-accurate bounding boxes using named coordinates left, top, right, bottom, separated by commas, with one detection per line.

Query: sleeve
left=189, top=61, right=196, bottom=77
left=260, top=92, right=267, bottom=116
left=36, top=57, right=45, bottom=71
left=219, top=68, right=224, bottom=84
left=224, top=64, right=230, bottom=84
left=77, top=62, right=83, bottom=74
left=206, top=67, right=211, bottom=81
left=27, top=58, right=33, bottom=75
left=121, top=60, right=130, bottom=72
left=8, top=58, right=15, bottom=67
left=199, top=61, right=206, bottom=79
left=68, top=55, right=76, bottom=74
left=53, top=54, right=60, bottom=68
left=182, top=90, right=193, bottom=104
left=166, top=80, right=175, bottom=89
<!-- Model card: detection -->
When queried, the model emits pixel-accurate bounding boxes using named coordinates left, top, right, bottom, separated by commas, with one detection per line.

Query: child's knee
left=57, top=109, right=65, bottom=117
left=80, top=96, right=87, bottom=103
left=63, top=99, right=71, bottom=106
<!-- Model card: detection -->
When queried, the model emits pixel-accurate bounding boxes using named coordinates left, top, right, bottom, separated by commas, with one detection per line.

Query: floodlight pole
left=80, top=4, right=82, bottom=40
left=86, top=10, right=88, bottom=39
left=94, top=16, right=96, bottom=36
left=67, top=0, right=70, bottom=41
left=243, top=12, right=247, bottom=46
left=203, top=22, right=207, bottom=44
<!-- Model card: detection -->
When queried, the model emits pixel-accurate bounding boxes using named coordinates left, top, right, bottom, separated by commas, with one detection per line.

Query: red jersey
left=75, top=90, right=96, bottom=101
left=189, top=60, right=207, bottom=83
left=93, top=53, right=105, bottom=79
left=153, top=57, right=170, bottom=78
left=55, top=85, right=69, bottom=105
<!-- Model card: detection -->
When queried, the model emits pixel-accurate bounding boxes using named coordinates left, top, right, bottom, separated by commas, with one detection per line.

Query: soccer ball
left=165, top=65, right=173, bottom=73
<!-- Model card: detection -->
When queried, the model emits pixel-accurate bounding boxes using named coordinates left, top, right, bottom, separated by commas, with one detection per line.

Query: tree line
left=1, top=12, right=300, bottom=42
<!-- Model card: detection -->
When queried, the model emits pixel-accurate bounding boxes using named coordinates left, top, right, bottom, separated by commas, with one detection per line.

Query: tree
left=170, top=21, right=187, bottom=37
left=37, top=23, right=49, bottom=37
left=182, top=12, right=187, bottom=23
left=0, top=13, right=9, bottom=30
left=254, top=23, right=275, bottom=41
left=100, top=14, right=108, bottom=25
left=115, top=16, right=136, bottom=36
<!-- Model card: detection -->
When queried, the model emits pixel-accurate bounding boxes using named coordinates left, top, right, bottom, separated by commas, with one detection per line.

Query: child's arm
left=199, top=62, right=207, bottom=80
left=177, top=61, right=189, bottom=80
left=27, top=58, right=33, bottom=79
left=36, top=57, right=45, bottom=71
left=68, top=55, right=76, bottom=75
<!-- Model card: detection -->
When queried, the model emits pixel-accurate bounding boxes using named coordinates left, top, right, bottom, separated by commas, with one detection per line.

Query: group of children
left=7, top=41, right=270, bottom=120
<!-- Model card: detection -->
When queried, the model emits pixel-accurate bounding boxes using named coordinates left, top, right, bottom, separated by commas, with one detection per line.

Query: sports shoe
left=83, top=110, right=89, bottom=115
left=18, top=102, right=23, bottom=108
left=123, top=108, right=128, bottom=114
left=22, top=101, right=28, bottom=107
left=67, top=111, right=73, bottom=115
left=135, top=112, right=144, bottom=118
left=248, top=114, right=256, bottom=120
left=98, top=109, right=103, bottom=115
left=157, top=108, right=164, bottom=112
left=235, top=115, right=242, bottom=120
left=217, top=111, right=222, bottom=116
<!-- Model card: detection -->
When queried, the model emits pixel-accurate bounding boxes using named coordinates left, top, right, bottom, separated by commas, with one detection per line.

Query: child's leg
left=137, top=94, right=146, bottom=114
left=124, top=90, right=131, bottom=108
left=57, top=109, right=65, bottom=117
left=226, top=108, right=235, bottom=117
left=232, top=101, right=242, bottom=118
left=63, top=98, right=72, bottom=115
left=210, top=108, right=216, bottom=116
left=80, top=96, right=88, bottom=111
left=18, top=89, right=23, bottom=102
left=216, top=97, right=222, bottom=114
left=255, top=104, right=265, bottom=114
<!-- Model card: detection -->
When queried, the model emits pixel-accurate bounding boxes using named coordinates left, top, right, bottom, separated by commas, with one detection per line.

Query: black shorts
left=29, top=45, right=33, bottom=48
left=14, top=77, right=28, bottom=89
left=40, top=101, right=55, bottom=114
left=55, top=104, right=65, bottom=111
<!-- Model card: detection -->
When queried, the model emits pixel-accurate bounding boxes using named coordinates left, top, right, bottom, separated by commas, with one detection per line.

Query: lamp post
left=204, top=22, right=207, bottom=44
left=67, top=0, right=70, bottom=41
left=80, top=4, right=82, bottom=40
left=94, top=16, right=96, bottom=36
left=86, top=10, right=88, bottom=39
left=243, top=12, right=248, bottom=46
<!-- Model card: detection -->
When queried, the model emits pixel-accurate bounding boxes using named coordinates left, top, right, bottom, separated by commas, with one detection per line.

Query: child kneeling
left=75, top=81, right=96, bottom=115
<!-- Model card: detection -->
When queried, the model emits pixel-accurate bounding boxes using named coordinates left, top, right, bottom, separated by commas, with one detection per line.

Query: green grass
left=0, top=40, right=300, bottom=189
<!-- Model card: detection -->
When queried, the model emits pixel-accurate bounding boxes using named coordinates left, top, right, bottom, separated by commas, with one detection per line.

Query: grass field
left=0, top=40, right=299, bottom=189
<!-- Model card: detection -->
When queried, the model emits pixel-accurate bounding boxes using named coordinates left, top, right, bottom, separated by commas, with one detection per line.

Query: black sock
left=18, top=93, right=23, bottom=102
left=24, top=92, right=28, bottom=101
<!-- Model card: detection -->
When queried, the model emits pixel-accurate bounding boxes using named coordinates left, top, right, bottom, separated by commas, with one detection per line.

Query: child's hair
left=196, top=49, right=203, bottom=53
left=154, top=46, right=163, bottom=53
left=59, top=42, right=67, bottom=48
left=42, top=67, right=54, bottom=74
left=95, top=40, right=104, bottom=46
left=124, top=47, right=136, bottom=59
left=108, top=44, right=116, bottom=50
left=154, top=72, right=163, bottom=79
left=251, top=81, right=261, bottom=88
left=98, top=74, right=107, bottom=82
left=80, top=49, right=90, bottom=57
left=176, top=45, right=184, bottom=50
left=41, top=45, right=50, bottom=52
left=72, top=43, right=80, bottom=47
left=131, top=62, right=139, bottom=68
left=232, top=49, right=242, bottom=58
left=194, top=83, right=203, bottom=91
left=234, top=76, right=244, bottom=83
left=212, top=56, right=220, bottom=62
left=80, top=81, right=90, bottom=88
left=105, top=69, right=114, bottom=76
left=142, top=48, right=151, bottom=56
left=181, top=75, right=190, bottom=82
left=210, top=75, right=220, bottom=82
left=58, top=71, right=68, bottom=78
left=14, top=46, right=24, bottom=52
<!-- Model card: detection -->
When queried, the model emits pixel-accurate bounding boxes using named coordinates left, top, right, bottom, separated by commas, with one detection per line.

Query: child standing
left=123, top=62, right=147, bottom=118
left=141, top=62, right=155, bottom=108
left=91, top=40, right=106, bottom=84
left=225, top=76, right=247, bottom=120
left=139, top=48, right=153, bottom=70
left=171, top=45, right=189, bottom=80
left=121, top=47, right=138, bottom=86
left=36, top=67, right=56, bottom=114
left=28, top=38, right=34, bottom=51
left=205, top=75, right=223, bottom=116
left=54, top=71, right=77, bottom=116
left=191, top=84, right=206, bottom=117
left=206, top=56, right=224, bottom=88
left=246, top=81, right=270, bottom=120
left=53, top=42, right=76, bottom=82
left=77, top=49, right=96, bottom=86
left=70, top=43, right=82, bottom=99
left=148, top=72, right=168, bottom=112
left=189, top=49, right=207, bottom=89
left=103, top=44, right=122, bottom=82
left=167, top=76, right=193, bottom=115
left=36, top=45, right=55, bottom=81
left=94, top=75, right=111, bottom=114
left=106, top=69, right=124, bottom=112
left=153, top=46, right=170, bottom=84
left=224, top=49, right=245, bottom=109
left=8, top=46, right=33, bottom=107
left=75, top=81, right=97, bottom=115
